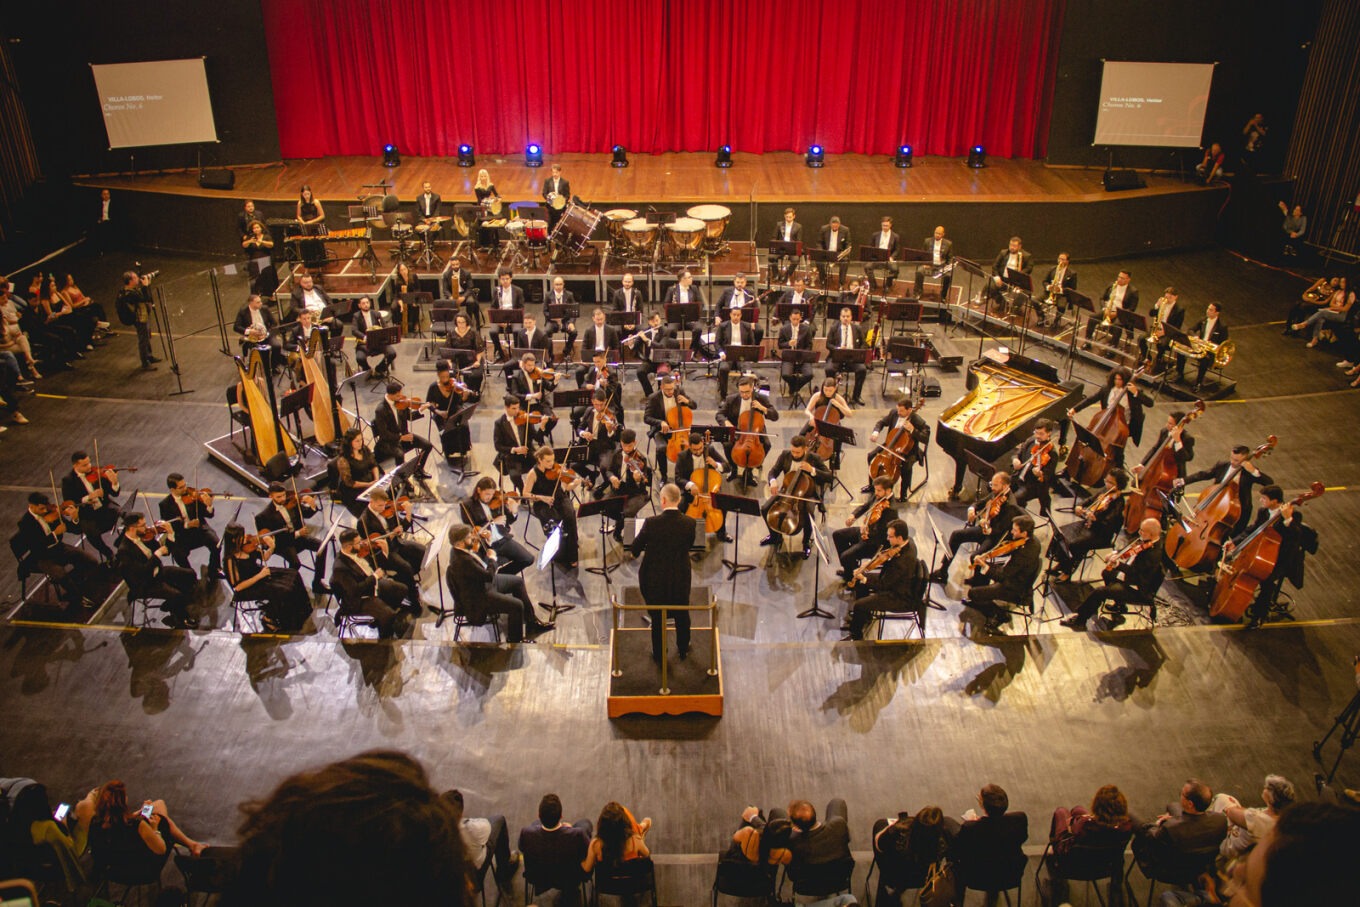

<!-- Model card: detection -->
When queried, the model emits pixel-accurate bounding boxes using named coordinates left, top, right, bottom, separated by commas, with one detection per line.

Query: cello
left=730, top=399, right=769, bottom=471
left=1124, top=401, right=1205, bottom=532
left=685, top=430, right=724, bottom=533
left=664, top=389, right=695, bottom=464
left=869, top=416, right=918, bottom=485
left=1064, top=366, right=1146, bottom=486
left=764, top=457, right=819, bottom=537
left=1209, top=482, right=1323, bottom=620
left=1164, top=435, right=1277, bottom=571
left=805, top=381, right=843, bottom=461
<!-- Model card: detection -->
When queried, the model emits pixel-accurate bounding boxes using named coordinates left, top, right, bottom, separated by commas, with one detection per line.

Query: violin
left=967, top=536, right=1028, bottom=577
left=513, top=411, right=549, bottom=427
left=378, top=495, right=412, bottom=520
left=487, top=490, right=524, bottom=510
left=543, top=464, right=579, bottom=484
left=179, top=486, right=214, bottom=506
left=392, top=395, right=428, bottom=411
left=860, top=496, right=891, bottom=541
left=848, top=541, right=903, bottom=588
left=138, top=520, right=172, bottom=543
left=240, top=528, right=285, bottom=553
left=438, top=375, right=471, bottom=397
left=282, top=488, right=319, bottom=510
left=968, top=488, right=1009, bottom=534
left=525, top=366, right=558, bottom=383
left=86, top=464, right=135, bottom=483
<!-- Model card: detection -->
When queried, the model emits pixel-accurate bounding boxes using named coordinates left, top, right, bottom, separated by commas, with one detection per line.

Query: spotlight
left=805, top=144, right=825, bottom=168
left=611, top=145, right=629, bottom=168
left=525, top=143, right=544, bottom=168
left=894, top=144, right=913, bottom=168
left=382, top=143, right=400, bottom=167
left=715, top=145, right=732, bottom=168
left=967, top=145, right=987, bottom=168
left=457, top=144, right=475, bottom=167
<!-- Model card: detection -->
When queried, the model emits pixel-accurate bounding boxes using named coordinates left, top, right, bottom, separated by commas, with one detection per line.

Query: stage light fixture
left=457, top=144, right=475, bottom=167
left=715, top=145, right=733, bottom=168
left=894, top=144, right=913, bottom=168
left=611, top=145, right=629, bottom=168
left=525, top=143, right=544, bottom=167
left=382, top=143, right=400, bottom=167
left=967, top=145, right=987, bottom=168
left=805, top=144, right=825, bottom=168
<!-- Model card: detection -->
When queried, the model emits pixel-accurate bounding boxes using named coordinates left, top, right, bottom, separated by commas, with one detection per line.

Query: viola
left=392, top=395, right=427, bottom=411
left=730, top=401, right=768, bottom=469
left=240, top=528, right=286, bottom=553
left=179, top=486, right=214, bottom=506
left=967, top=535, right=1028, bottom=577
left=86, top=464, right=136, bottom=484
left=513, top=411, right=548, bottom=427
left=860, top=496, right=891, bottom=540
left=487, top=491, right=524, bottom=510
left=543, top=464, right=579, bottom=484
left=138, top=520, right=172, bottom=543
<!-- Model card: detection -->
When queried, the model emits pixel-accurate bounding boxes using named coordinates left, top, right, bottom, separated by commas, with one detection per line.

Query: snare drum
left=687, top=204, right=732, bottom=248
left=391, top=222, right=414, bottom=239
left=666, top=216, right=706, bottom=252
left=550, top=204, right=602, bottom=254
left=524, top=219, right=550, bottom=245
left=505, top=219, right=526, bottom=237
left=414, top=222, right=440, bottom=235
left=622, top=218, right=659, bottom=254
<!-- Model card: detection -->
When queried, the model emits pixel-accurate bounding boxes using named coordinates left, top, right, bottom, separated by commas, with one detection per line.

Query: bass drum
left=622, top=218, right=659, bottom=255
left=666, top=217, right=707, bottom=253
left=550, top=203, right=602, bottom=254
left=687, top=204, right=732, bottom=250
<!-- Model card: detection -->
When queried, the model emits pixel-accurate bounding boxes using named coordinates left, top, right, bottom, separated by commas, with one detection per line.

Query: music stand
left=813, top=419, right=857, bottom=499
left=279, top=383, right=316, bottom=455
left=605, top=310, right=640, bottom=331
left=546, top=302, right=580, bottom=328
left=829, top=347, right=873, bottom=368
left=363, top=326, right=399, bottom=380
left=774, top=302, right=813, bottom=323
left=536, top=524, right=569, bottom=619
left=723, top=345, right=762, bottom=377
left=963, top=449, right=999, bottom=500
left=442, top=401, right=479, bottom=480
left=797, top=519, right=836, bottom=619
left=579, top=496, right=625, bottom=581
left=824, top=297, right=867, bottom=322
left=778, top=348, right=819, bottom=405
left=859, top=246, right=891, bottom=263
left=1116, top=308, right=1148, bottom=336
left=552, top=388, right=595, bottom=410
left=664, top=302, right=700, bottom=327
left=712, top=491, right=760, bottom=578
left=1002, top=269, right=1033, bottom=293
left=651, top=347, right=692, bottom=383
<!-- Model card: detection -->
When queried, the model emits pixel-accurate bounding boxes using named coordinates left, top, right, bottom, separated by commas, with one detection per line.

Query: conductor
left=630, top=483, right=697, bottom=663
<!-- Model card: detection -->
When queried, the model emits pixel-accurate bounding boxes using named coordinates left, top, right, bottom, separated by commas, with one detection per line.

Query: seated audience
left=1217, top=774, right=1295, bottom=862
left=1046, top=784, right=1133, bottom=903
left=1, top=778, right=97, bottom=890
left=1133, top=778, right=1227, bottom=871
left=89, top=780, right=206, bottom=881
left=872, top=805, right=957, bottom=899
left=727, top=806, right=793, bottom=866
left=953, top=784, right=1027, bottom=905
left=581, top=801, right=651, bottom=874
left=518, top=793, right=592, bottom=905
left=444, top=788, right=519, bottom=890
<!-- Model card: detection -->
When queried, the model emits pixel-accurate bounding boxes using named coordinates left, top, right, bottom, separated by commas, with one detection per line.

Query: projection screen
left=91, top=58, right=219, bottom=150
left=1092, top=61, right=1215, bottom=148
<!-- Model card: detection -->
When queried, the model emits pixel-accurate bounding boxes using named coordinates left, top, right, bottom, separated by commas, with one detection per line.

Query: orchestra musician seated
left=445, top=524, right=555, bottom=642
left=716, top=376, right=779, bottom=487
left=597, top=429, right=653, bottom=542
left=233, top=293, right=282, bottom=371
left=523, top=446, right=581, bottom=570
left=824, top=307, right=868, bottom=405
left=929, top=472, right=1021, bottom=583
left=114, top=512, right=198, bottom=629
left=714, top=306, right=759, bottom=399
left=487, top=269, right=526, bottom=361
left=510, top=312, right=553, bottom=370
left=335, top=427, right=381, bottom=516
left=357, top=488, right=428, bottom=612
left=222, top=522, right=311, bottom=633
left=575, top=350, right=622, bottom=421
left=863, top=395, right=929, bottom=501
left=574, top=389, right=622, bottom=480
left=962, top=514, right=1041, bottom=634
left=493, top=395, right=544, bottom=492
left=1061, top=366, right=1151, bottom=468
left=328, top=528, right=411, bottom=639
left=611, top=272, right=646, bottom=314
left=576, top=308, right=620, bottom=385
left=15, top=492, right=101, bottom=607
left=676, top=431, right=732, bottom=543
left=759, top=435, right=832, bottom=558
left=1227, top=484, right=1309, bottom=630
left=372, top=380, right=434, bottom=477
left=287, top=272, right=334, bottom=329
left=844, top=520, right=921, bottom=641
left=509, top=354, right=558, bottom=436
left=715, top=273, right=763, bottom=346
left=255, top=481, right=328, bottom=593
left=352, top=295, right=397, bottom=377
left=834, top=476, right=900, bottom=580
left=1046, top=468, right=1130, bottom=583
left=1062, top=518, right=1165, bottom=629
left=426, top=360, right=475, bottom=462
left=462, top=477, right=534, bottom=576
left=158, top=472, right=222, bottom=580
left=544, top=276, right=581, bottom=348
left=625, top=312, right=671, bottom=399
left=1010, top=417, right=1057, bottom=518
left=777, top=308, right=815, bottom=401
left=802, top=376, right=854, bottom=470
left=643, top=376, right=695, bottom=483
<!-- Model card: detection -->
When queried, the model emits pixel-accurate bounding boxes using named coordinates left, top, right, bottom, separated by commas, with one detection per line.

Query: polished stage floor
left=1, top=243, right=1357, bottom=905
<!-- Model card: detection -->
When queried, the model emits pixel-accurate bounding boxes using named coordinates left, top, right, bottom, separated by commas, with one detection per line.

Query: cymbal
left=425, top=215, right=452, bottom=224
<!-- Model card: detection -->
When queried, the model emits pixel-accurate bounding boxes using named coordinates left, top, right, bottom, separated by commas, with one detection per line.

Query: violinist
left=824, top=306, right=868, bottom=405
left=444, top=313, right=486, bottom=394
left=1061, top=366, right=1151, bottom=468
left=445, top=524, right=555, bottom=643
left=759, top=435, right=832, bottom=558
left=929, top=472, right=1022, bottom=584
left=1046, top=468, right=1130, bottom=583
left=844, top=520, right=920, bottom=641
left=62, top=451, right=120, bottom=560
left=523, top=446, right=581, bottom=569
left=598, top=429, right=653, bottom=542
left=427, top=361, right=473, bottom=461
left=802, top=376, right=853, bottom=469
left=335, top=427, right=380, bottom=516
left=1061, top=518, right=1164, bottom=630
left=255, top=482, right=328, bottom=593
left=488, top=269, right=525, bottom=362
left=575, top=350, right=622, bottom=422
left=222, top=522, right=311, bottom=633
left=1010, top=418, right=1057, bottom=518
left=114, top=513, right=197, bottom=628
left=716, top=377, right=779, bottom=486
left=714, top=306, right=757, bottom=399
left=777, top=308, right=815, bottom=399
left=328, top=528, right=411, bottom=638
left=463, top=477, right=534, bottom=575
left=157, top=473, right=221, bottom=579
left=864, top=395, right=929, bottom=500
left=352, top=296, right=397, bottom=378
left=1226, top=485, right=1308, bottom=630
left=833, top=476, right=900, bottom=580
left=372, top=380, right=434, bottom=477
left=574, top=389, right=622, bottom=478
left=356, top=489, right=427, bottom=613
left=1177, top=444, right=1272, bottom=536
left=492, top=395, right=542, bottom=491
left=577, top=307, right=621, bottom=384
left=233, top=293, right=282, bottom=372
left=643, top=376, right=694, bottom=483
left=676, top=432, right=732, bottom=543
left=544, top=276, right=580, bottom=350
left=627, top=311, right=671, bottom=398
left=1132, top=411, right=1195, bottom=482
left=508, top=354, right=558, bottom=437
left=17, top=492, right=99, bottom=605
left=963, top=515, right=1041, bottom=634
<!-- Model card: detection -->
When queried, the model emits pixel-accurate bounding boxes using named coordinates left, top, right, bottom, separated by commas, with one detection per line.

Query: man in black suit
left=931, top=471, right=1021, bottom=581
left=630, top=483, right=698, bottom=661
left=863, top=395, right=930, bottom=500
left=626, top=311, right=671, bottom=399
left=508, top=354, right=558, bottom=437
left=1140, top=286, right=1187, bottom=371
left=357, top=489, right=427, bottom=604
left=1038, top=252, right=1077, bottom=326
left=1173, top=302, right=1229, bottom=389
left=777, top=308, right=815, bottom=399
left=963, top=515, right=1042, bottom=633
left=845, top=519, right=920, bottom=640
left=824, top=306, right=868, bottom=404
left=818, top=216, right=852, bottom=286
left=371, top=380, right=433, bottom=474
left=576, top=308, right=620, bottom=384
left=716, top=377, right=779, bottom=484
left=1062, top=517, right=1165, bottom=629
left=442, top=258, right=477, bottom=328
left=1178, top=442, right=1272, bottom=537
left=62, top=451, right=120, bottom=560
left=779, top=274, right=817, bottom=313
left=463, top=477, right=535, bottom=577
left=328, top=528, right=410, bottom=638
left=543, top=276, right=579, bottom=350
left=1009, top=418, right=1058, bottom=518
left=16, top=493, right=100, bottom=605
left=643, top=377, right=695, bottom=482
left=1084, top=269, right=1140, bottom=350
left=1062, top=366, right=1151, bottom=468
left=287, top=272, right=335, bottom=327
left=952, top=784, right=1029, bottom=901
left=114, top=513, right=198, bottom=628
left=914, top=225, right=954, bottom=298
left=255, top=482, right=328, bottom=593
left=865, top=216, right=901, bottom=292
left=493, top=395, right=542, bottom=490
left=233, top=293, right=284, bottom=371
left=158, top=473, right=221, bottom=579
left=714, top=307, right=758, bottom=398
left=446, top=524, right=554, bottom=642
left=1132, top=411, right=1196, bottom=483
left=352, top=296, right=396, bottom=376
left=759, top=436, right=832, bottom=557
left=541, top=164, right=570, bottom=232
left=598, top=429, right=653, bottom=541
left=236, top=199, right=261, bottom=239
left=414, top=181, right=441, bottom=221
left=1230, top=484, right=1307, bottom=629
left=611, top=272, right=646, bottom=314
left=511, top=312, right=554, bottom=366
left=768, top=207, right=803, bottom=283
left=1132, top=779, right=1227, bottom=872
left=488, top=269, right=525, bottom=360
left=990, top=236, right=1035, bottom=311
left=715, top=273, right=763, bottom=344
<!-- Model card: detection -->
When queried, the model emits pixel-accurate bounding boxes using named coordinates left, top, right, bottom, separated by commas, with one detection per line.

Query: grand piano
left=936, top=349, right=1084, bottom=495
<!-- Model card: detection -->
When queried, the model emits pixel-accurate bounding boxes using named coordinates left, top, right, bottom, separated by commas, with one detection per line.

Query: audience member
left=88, top=780, right=206, bottom=881
left=871, top=805, right=957, bottom=899
left=788, top=798, right=852, bottom=868
left=581, top=801, right=651, bottom=874
left=727, top=806, right=793, bottom=866
left=1046, top=785, right=1133, bottom=903
left=444, top=788, right=519, bottom=890
left=953, top=784, right=1027, bottom=906
left=1133, top=778, right=1227, bottom=873
left=1217, top=774, right=1295, bottom=861
left=518, top=793, right=592, bottom=905
left=1, top=778, right=97, bottom=889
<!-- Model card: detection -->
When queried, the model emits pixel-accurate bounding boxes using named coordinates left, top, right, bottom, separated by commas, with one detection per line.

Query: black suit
left=61, top=469, right=119, bottom=559
left=824, top=320, right=867, bottom=398
left=14, top=510, right=101, bottom=601
left=869, top=410, right=929, bottom=495
left=1183, top=459, right=1271, bottom=536
left=1069, top=542, right=1166, bottom=623
left=714, top=320, right=758, bottom=397
left=1174, top=317, right=1229, bottom=386
left=356, top=506, right=427, bottom=602
left=233, top=303, right=284, bottom=369
left=847, top=540, right=921, bottom=639
left=329, top=551, right=407, bottom=638
left=414, top=192, right=442, bottom=219
left=158, top=493, right=220, bottom=575
left=644, top=390, right=694, bottom=480
left=287, top=284, right=335, bottom=326
left=768, top=220, right=803, bottom=280
left=833, top=497, right=900, bottom=575
left=464, top=498, right=535, bottom=576
left=1065, top=382, right=1152, bottom=465
left=942, top=496, right=1022, bottom=573
left=488, top=284, right=526, bottom=357
left=371, top=397, right=434, bottom=470
left=610, top=284, right=646, bottom=314
left=1039, top=264, right=1078, bottom=322
left=954, top=813, right=1029, bottom=895
left=352, top=307, right=397, bottom=374
left=542, top=289, right=579, bottom=343
left=914, top=236, right=955, bottom=297
left=1140, top=298, right=1187, bottom=369
left=493, top=413, right=542, bottom=488
left=114, top=533, right=196, bottom=619
left=445, top=547, right=534, bottom=642
left=631, top=508, right=698, bottom=658
left=865, top=230, right=902, bottom=290
left=576, top=324, right=621, bottom=383
left=759, top=451, right=832, bottom=544
left=254, top=499, right=327, bottom=584
left=966, top=537, right=1042, bottom=624
left=1047, top=489, right=1128, bottom=576
left=1084, top=282, right=1140, bottom=348
left=1235, top=506, right=1306, bottom=623
left=819, top=225, right=853, bottom=284
left=777, top=321, right=815, bottom=395
left=542, top=176, right=571, bottom=229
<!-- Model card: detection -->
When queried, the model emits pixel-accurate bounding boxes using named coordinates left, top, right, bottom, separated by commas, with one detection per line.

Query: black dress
left=227, top=551, right=311, bottom=632
left=298, top=200, right=324, bottom=267
left=426, top=381, right=471, bottom=456
left=337, top=449, right=380, bottom=515
left=444, top=327, right=486, bottom=392
left=530, top=472, right=578, bottom=566
left=244, top=238, right=279, bottom=297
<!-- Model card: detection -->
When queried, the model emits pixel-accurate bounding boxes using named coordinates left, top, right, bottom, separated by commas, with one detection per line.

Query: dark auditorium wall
left=7, top=0, right=280, bottom=179
left=1046, top=0, right=1320, bottom=171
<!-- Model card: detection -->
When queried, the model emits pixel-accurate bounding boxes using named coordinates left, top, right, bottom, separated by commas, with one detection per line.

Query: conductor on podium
left=630, top=483, right=697, bottom=662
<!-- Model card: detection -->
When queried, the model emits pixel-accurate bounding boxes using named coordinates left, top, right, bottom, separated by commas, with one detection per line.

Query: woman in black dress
left=222, top=522, right=311, bottom=632
left=296, top=184, right=326, bottom=268
left=335, top=427, right=380, bottom=516
left=426, top=361, right=473, bottom=459
left=444, top=312, right=485, bottom=393
left=393, top=261, right=419, bottom=332
left=242, top=220, right=279, bottom=298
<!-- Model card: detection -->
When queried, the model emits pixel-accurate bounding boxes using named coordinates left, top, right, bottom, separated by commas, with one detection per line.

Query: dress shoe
left=165, top=614, right=199, bottom=630
left=1244, top=618, right=1263, bottom=631
left=1059, top=616, right=1085, bottom=630
left=147, top=356, right=162, bottom=363
left=840, top=633, right=863, bottom=642
left=141, top=363, right=157, bottom=371
left=716, top=531, right=734, bottom=543
left=759, top=534, right=778, bottom=547
left=677, top=648, right=689, bottom=661
left=927, top=567, right=949, bottom=583
left=801, top=544, right=811, bottom=559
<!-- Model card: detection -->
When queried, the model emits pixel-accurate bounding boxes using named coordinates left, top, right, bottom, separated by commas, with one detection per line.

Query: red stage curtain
left=263, top=0, right=1064, bottom=159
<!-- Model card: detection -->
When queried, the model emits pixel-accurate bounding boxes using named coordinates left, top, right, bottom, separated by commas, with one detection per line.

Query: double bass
left=1124, top=401, right=1205, bottom=532
left=1164, top=435, right=1277, bottom=571
left=1065, top=366, right=1146, bottom=486
left=1209, top=483, right=1323, bottom=620
left=685, top=430, right=724, bottom=533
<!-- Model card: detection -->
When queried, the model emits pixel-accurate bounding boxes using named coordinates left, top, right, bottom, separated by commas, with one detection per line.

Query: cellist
left=801, top=376, right=853, bottom=469
left=716, top=376, right=779, bottom=487
left=863, top=394, right=929, bottom=501
left=1223, top=484, right=1306, bottom=630
left=642, top=375, right=694, bottom=483
left=1176, top=444, right=1273, bottom=536
left=759, top=435, right=832, bottom=558
left=676, top=432, right=732, bottom=543
left=1061, top=366, right=1151, bottom=468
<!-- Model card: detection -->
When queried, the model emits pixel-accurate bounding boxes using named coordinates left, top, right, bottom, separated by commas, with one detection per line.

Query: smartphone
left=140, top=803, right=154, bottom=819
left=0, top=879, right=40, bottom=907
left=53, top=803, right=70, bottom=823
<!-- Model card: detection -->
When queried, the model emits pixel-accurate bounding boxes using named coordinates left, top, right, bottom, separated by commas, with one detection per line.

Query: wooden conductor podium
left=608, top=585, right=723, bottom=718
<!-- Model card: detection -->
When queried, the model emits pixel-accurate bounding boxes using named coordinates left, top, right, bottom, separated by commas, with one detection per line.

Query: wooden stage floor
left=1, top=242, right=1356, bottom=904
